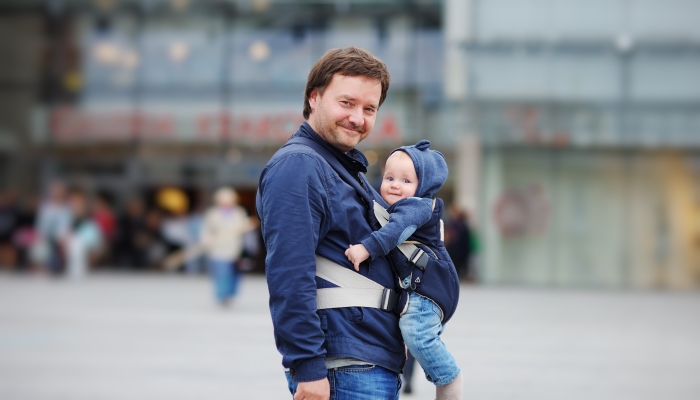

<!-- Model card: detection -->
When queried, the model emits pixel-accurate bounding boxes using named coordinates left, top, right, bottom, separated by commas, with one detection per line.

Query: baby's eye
left=387, top=177, right=394, bottom=181
left=402, top=179, right=410, bottom=184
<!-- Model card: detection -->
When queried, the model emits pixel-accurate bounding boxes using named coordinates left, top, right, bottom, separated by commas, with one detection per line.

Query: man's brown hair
left=303, top=46, right=390, bottom=119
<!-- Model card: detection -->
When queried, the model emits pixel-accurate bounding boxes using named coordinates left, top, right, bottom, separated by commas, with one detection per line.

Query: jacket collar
left=296, top=121, right=369, bottom=174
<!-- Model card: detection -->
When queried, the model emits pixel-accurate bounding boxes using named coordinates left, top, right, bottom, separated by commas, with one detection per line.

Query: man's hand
left=294, top=377, right=330, bottom=400
left=345, top=244, right=370, bottom=271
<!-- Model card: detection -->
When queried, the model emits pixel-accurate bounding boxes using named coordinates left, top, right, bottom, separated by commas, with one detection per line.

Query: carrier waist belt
left=315, top=255, right=398, bottom=313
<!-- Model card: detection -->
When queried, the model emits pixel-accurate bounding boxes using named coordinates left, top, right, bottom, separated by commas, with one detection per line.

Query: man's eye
left=365, top=108, right=376, bottom=114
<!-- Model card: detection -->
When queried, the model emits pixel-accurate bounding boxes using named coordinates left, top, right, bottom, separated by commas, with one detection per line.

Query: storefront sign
left=49, top=106, right=403, bottom=146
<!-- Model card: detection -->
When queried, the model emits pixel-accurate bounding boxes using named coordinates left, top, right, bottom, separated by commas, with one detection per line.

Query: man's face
left=307, top=74, right=382, bottom=153
left=380, top=152, right=418, bottom=206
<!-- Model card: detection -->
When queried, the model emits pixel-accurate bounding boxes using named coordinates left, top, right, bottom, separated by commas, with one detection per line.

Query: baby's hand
left=345, top=244, right=370, bottom=271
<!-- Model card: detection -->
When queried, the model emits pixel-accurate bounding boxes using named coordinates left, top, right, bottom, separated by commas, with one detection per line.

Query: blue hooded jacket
left=256, top=123, right=405, bottom=383
left=361, top=140, right=448, bottom=260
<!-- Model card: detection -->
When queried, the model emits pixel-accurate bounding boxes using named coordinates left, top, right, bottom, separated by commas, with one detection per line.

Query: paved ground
left=0, top=273, right=699, bottom=400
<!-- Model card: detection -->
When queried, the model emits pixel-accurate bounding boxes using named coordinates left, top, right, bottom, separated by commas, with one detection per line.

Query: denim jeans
left=400, top=292, right=460, bottom=386
left=285, top=365, right=401, bottom=400
left=207, top=259, right=240, bottom=302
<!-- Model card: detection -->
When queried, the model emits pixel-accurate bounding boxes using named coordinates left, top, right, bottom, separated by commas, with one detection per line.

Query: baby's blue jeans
left=400, top=292, right=461, bottom=386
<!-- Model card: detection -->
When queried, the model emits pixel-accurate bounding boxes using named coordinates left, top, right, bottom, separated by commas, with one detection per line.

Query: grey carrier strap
left=316, top=255, right=398, bottom=312
left=314, top=201, right=434, bottom=311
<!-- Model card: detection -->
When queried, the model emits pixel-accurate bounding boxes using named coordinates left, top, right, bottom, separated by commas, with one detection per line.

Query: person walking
left=402, top=350, right=417, bottom=394
left=34, top=181, right=71, bottom=275
left=256, top=46, right=404, bottom=400
left=0, top=189, right=20, bottom=268
left=445, top=204, right=474, bottom=281
left=200, top=187, right=253, bottom=306
left=114, top=198, right=148, bottom=269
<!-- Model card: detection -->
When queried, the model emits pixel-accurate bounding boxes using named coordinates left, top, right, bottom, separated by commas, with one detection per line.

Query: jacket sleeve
left=361, top=197, right=433, bottom=259
left=257, top=152, right=329, bottom=382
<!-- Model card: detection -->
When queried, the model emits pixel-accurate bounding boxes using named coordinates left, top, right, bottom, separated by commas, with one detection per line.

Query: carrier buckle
left=410, top=248, right=430, bottom=270
left=380, top=288, right=399, bottom=313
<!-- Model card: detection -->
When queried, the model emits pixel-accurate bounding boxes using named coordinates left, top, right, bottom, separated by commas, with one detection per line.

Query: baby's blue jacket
left=361, top=197, right=434, bottom=260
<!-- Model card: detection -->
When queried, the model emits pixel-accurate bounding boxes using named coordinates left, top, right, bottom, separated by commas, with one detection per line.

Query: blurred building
left=444, top=0, right=700, bottom=289
left=0, top=0, right=442, bottom=215
left=0, top=0, right=698, bottom=288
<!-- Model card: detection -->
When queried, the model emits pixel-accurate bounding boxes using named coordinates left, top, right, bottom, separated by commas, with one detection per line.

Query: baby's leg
left=399, top=293, right=462, bottom=399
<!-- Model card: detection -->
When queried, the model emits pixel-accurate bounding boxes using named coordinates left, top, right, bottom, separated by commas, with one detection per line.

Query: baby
left=346, top=140, right=463, bottom=400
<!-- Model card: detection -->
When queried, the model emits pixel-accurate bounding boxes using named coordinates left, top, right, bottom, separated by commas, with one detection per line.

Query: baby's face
left=380, top=152, right=418, bottom=206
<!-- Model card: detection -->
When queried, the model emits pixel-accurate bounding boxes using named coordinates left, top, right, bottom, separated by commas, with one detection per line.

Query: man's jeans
left=400, top=292, right=460, bottom=386
left=285, top=365, right=401, bottom=400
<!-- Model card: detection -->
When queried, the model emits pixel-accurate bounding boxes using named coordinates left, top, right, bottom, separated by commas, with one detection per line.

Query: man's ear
left=308, top=89, right=319, bottom=111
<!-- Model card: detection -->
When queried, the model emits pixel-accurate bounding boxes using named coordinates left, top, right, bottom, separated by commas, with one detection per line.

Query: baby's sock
left=435, top=372, right=463, bottom=400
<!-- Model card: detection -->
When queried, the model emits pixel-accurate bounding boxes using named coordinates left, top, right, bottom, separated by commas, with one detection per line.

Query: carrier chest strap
left=315, top=255, right=398, bottom=312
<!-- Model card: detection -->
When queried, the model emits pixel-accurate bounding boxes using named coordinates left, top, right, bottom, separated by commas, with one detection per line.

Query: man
left=257, top=47, right=404, bottom=399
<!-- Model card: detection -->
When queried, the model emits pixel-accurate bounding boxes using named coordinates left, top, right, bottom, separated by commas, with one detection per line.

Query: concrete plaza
left=0, top=273, right=699, bottom=400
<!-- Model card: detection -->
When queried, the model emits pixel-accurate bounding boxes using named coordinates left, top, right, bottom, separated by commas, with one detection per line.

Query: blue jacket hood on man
left=392, top=140, right=447, bottom=198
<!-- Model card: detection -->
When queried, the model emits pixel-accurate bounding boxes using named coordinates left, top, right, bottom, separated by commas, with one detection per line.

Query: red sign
left=493, top=183, right=551, bottom=238
left=49, top=107, right=403, bottom=146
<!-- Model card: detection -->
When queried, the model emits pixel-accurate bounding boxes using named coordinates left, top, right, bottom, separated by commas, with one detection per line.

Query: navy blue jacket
left=256, top=123, right=405, bottom=383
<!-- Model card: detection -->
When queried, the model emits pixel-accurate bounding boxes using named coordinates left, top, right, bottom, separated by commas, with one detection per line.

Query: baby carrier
left=373, top=199, right=460, bottom=323
left=283, top=136, right=461, bottom=324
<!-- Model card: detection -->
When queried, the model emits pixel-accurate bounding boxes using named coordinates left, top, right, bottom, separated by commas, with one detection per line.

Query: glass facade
left=457, top=0, right=700, bottom=288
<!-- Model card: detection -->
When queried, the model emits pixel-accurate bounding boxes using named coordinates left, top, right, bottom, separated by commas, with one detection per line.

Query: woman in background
left=200, top=187, right=255, bottom=306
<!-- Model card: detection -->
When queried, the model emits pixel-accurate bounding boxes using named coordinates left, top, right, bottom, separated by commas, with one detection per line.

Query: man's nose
left=348, top=107, right=364, bottom=127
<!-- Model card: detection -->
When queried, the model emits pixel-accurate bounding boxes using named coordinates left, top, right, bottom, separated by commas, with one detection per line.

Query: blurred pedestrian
left=34, top=181, right=71, bottom=275
left=13, top=194, right=39, bottom=271
left=183, top=191, right=206, bottom=274
left=237, top=216, right=261, bottom=273
left=160, top=210, right=190, bottom=262
left=64, top=190, right=102, bottom=279
left=200, top=187, right=254, bottom=306
left=0, top=189, right=20, bottom=269
left=114, top=197, right=148, bottom=269
left=92, top=194, right=116, bottom=265
left=142, top=208, right=168, bottom=269
left=445, top=204, right=474, bottom=281
left=402, top=350, right=417, bottom=395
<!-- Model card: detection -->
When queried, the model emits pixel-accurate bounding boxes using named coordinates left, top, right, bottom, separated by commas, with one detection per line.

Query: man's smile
left=337, top=121, right=365, bottom=135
